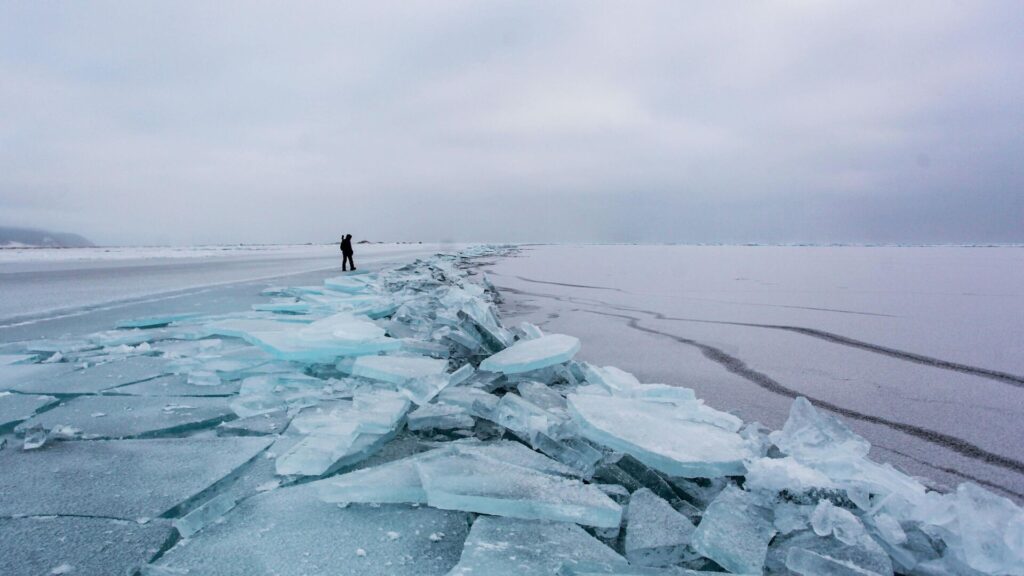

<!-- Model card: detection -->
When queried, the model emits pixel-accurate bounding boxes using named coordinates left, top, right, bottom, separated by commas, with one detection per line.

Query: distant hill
left=0, top=226, right=94, bottom=248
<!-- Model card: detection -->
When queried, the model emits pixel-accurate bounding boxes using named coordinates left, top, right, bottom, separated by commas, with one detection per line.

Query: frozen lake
left=1, top=243, right=1021, bottom=575
left=483, top=245, right=1024, bottom=500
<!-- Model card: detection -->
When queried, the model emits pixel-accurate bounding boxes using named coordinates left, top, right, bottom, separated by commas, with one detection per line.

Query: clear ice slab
left=348, top=354, right=449, bottom=386
left=0, top=436, right=271, bottom=519
left=315, top=451, right=432, bottom=505
left=408, top=402, right=475, bottom=431
left=153, top=485, right=470, bottom=576
left=15, top=395, right=235, bottom=439
left=690, top=486, right=776, bottom=575
left=316, top=440, right=583, bottom=507
left=479, top=333, right=581, bottom=374
left=447, top=516, right=625, bottom=575
left=568, top=393, right=752, bottom=478
left=0, top=516, right=176, bottom=576
left=625, top=488, right=697, bottom=567
left=415, top=448, right=622, bottom=527
left=769, top=529, right=894, bottom=576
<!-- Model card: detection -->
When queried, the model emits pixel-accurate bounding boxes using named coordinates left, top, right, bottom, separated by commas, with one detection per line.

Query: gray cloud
left=1, top=1, right=1021, bottom=245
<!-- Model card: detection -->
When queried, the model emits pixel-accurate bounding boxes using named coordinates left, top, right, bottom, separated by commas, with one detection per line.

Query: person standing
left=340, top=234, right=355, bottom=271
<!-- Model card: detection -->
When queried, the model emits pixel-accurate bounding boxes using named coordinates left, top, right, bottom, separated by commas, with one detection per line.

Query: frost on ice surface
left=0, top=437, right=271, bottom=518
left=15, top=395, right=234, bottom=439
left=0, top=516, right=175, bottom=576
left=446, top=516, right=625, bottom=575
left=0, top=392, right=58, bottom=432
left=1, top=245, right=1022, bottom=575
left=153, top=485, right=470, bottom=576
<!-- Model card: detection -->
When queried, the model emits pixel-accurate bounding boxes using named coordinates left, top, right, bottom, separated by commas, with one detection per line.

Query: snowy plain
left=482, top=245, right=1024, bottom=501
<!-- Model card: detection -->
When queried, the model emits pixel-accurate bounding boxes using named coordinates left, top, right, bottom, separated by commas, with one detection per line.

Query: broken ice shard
left=690, top=486, right=776, bottom=575
left=770, top=396, right=871, bottom=463
left=479, top=333, right=581, bottom=374
left=416, top=448, right=621, bottom=527
left=773, top=529, right=894, bottom=576
left=447, top=516, right=625, bottom=575
left=276, top=392, right=408, bottom=477
left=744, top=456, right=836, bottom=493
left=517, top=380, right=569, bottom=411
left=436, top=386, right=499, bottom=418
left=407, top=402, right=475, bottom=431
left=625, top=488, right=697, bottom=567
left=314, top=451, right=431, bottom=504
left=494, top=391, right=569, bottom=441
left=951, top=482, right=1024, bottom=574
left=348, top=354, right=448, bottom=386
left=785, top=546, right=886, bottom=576
left=568, top=393, right=752, bottom=477
left=582, top=363, right=642, bottom=394
left=173, top=493, right=237, bottom=538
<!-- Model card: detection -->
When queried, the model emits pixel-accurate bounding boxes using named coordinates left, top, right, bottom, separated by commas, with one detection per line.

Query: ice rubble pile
left=1, top=246, right=1021, bottom=576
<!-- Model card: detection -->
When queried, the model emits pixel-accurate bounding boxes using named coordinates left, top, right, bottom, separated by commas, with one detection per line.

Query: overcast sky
left=1, top=2, right=1022, bottom=245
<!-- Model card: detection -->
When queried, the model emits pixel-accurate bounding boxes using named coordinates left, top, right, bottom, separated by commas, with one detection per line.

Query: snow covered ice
left=0, top=245, right=1022, bottom=575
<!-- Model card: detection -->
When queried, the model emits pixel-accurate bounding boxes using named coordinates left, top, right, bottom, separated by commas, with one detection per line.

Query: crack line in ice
left=499, top=282, right=1024, bottom=387
left=507, top=273, right=898, bottom=317
left=582, top=308, right=1024, bottom=478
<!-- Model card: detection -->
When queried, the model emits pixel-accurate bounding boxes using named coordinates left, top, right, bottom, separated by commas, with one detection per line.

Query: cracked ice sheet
left=568, top=393, right=752, bottom=477
left=0, top=363, right=74, bottom=392
left=109, top=373, right=241, bottom=396
left=447, top=516, right=625, bottom=575
left=0, top=436, right=271, bottom=519
left=4, top=356, right=173, bottom=394
left=0, top=392, right=57, bottom=432
left=0, top=516, right=176, bottom=576
left=153, top=485, right=470, bottom=576
left=15, top=395, right=235, bottom=439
